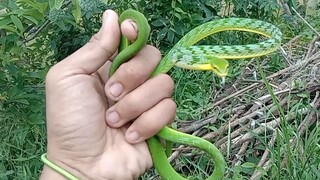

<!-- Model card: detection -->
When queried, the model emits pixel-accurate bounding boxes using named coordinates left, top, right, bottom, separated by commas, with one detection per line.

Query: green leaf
left=297, top=93, right=308, bottom=98
left=0, top=170, right=14, bottom=178
left=171, top=0, right=176, bottom=8
left=24, top=16, right=38, bottom=25
left=24, top=9, right=44, bottom=20
left=167, top=29, right=175, bottom=43
left=64, top=18, right=84, bottom=30
left=10, top=15, right=24, bottom=33
left=15, top=98, right=30, bottom=105
left=256, top=166, right=267, bottom=176
left=71, top=0, right=81, bottom=23
left=175, top=7, right=184, bottom=13
left=0, top=26, right=18, bottom=33
left=174, top=12, right=182, bottom=20
left=241, top=162, right=255, bottom=169
left=49, top=0, right=64, bottom=9
left=0, top=18, right=12, bottom=27
left=151, top=19, right=165, bottom=27
left=158, top=27, right=168, bottom=40
left=29, top=113, right=45, bottom=125
left=55, top=20, right=66, bottom=30
left=54, top=0, right=64, bottom=9
left=49, top=0, right=55, bottom=9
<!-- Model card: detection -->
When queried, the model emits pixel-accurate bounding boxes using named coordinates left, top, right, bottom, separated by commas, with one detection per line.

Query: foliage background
left=0, top=0, right=319, bottom=179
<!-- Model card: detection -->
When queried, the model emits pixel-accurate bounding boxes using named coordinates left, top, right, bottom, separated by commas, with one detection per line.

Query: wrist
left=40, top=153, right=86, bottom=180
left=40, top=165, right=67, bottom=180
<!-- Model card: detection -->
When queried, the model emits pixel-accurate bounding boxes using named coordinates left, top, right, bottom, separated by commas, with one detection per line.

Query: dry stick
left=250, top=159, right=273, bottom=180
left=249, top=95, right=320, bottom=180
left=278, top=0, right=292, bottom=15
left=22, top=20, right=51, bottom=44
left=257, top=131, right=277, bottom=167
left=230, top=108, right=305, bottom=150
left=256, top=88, right=292, bottom=102
left=231, top=104, right=248, bottom=114
left=234, top=38, right=319, bottom=180
left=204, top=95, right=287, bottom=141
left=250, top=131, right=277, bottom=180
left=212, top=83, right=259, bottom=107
left=215, top=124, right=250, bottom=147
left=305, top=36, right=320, bottom=59
left=220, top=102, right=287, bottom=150
left=214, top=85, right=313, bottom=152
left=226, top=96, right=289, bottom=150
left=291, top=7, right=320, bottom=37
left=232, top=139, right=250, bottom=167
left=286, top=35, right=302, bottom=45
left=204, top=52, right=320, bottom=114
left=178, top=116, right=218, bottom=133
left=203, top=107, right=263, bottom=140
left=297, top=91, right=320, bottom=136
left=173, top=40, right=319, bottom=175
left=171, top=111, right=242, bottom=163
left=280, top=94, right=320, bottom=168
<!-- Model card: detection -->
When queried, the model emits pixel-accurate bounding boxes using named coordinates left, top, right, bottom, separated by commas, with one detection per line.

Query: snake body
left=109, top=9, right=282, bottom=180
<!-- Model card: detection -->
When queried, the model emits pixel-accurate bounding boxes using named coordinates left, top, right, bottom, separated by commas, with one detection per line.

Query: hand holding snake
left=110, top=9, right=282, bottom=180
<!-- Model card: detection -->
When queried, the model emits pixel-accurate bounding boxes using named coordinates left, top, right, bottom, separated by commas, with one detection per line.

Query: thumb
left=58, top=10, right=120, bottom=75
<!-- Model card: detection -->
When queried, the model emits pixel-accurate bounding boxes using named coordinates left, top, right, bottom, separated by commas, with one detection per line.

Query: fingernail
left=126, top=131, right=140, bottom=143
left=109, top=83, right=123, bottom=97
left=104, top=11, right=109, bottom=20
left=107, top=111, right=119, bottom=124
left=129, top=20, right=137, bottom=31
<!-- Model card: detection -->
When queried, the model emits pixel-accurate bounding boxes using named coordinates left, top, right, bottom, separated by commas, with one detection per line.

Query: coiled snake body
left=109, top=9, right=282, bottom=180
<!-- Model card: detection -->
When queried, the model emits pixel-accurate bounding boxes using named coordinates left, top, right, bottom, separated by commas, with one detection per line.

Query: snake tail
left=148, top=127, right=225, bottom=180
left=109, top=9, right=150, bottom=76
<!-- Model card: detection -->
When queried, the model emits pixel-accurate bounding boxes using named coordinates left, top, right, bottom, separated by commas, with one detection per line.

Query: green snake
left=109, top=9, right=282, bottom=180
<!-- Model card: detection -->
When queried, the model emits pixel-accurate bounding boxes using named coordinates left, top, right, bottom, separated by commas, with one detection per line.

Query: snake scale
left=109, top=9, right=282, bottom=180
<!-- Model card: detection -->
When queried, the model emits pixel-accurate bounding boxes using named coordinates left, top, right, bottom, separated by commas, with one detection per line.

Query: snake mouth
left=212, top=68, right=228, bottom=77
left=217, top=71, right=228, bottom=77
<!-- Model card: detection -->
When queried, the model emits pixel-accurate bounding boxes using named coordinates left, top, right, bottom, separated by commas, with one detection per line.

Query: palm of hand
left=46, top=72, right=152, bottom=179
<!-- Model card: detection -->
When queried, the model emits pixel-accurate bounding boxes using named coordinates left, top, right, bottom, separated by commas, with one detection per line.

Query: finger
left=105, top=74, right=174, bottom=127
left=51, top=10, right=120, bottom=77
left=121, top=19, right=138, bottom=41
left=104, top=45, right=162, bottom=101
left=125, top=98, right=176, bottom=143
left=97, top=20, right=138, bottom=83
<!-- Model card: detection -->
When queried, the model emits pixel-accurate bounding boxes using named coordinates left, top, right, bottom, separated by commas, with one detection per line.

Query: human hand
left=40, top=10, right=176, bottom=180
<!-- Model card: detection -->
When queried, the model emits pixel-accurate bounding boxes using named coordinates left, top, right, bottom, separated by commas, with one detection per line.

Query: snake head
left=209, top=57, right=229, bottom=77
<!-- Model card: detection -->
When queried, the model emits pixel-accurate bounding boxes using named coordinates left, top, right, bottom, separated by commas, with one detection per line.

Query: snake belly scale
left=109, top=9, right=282, bottom=180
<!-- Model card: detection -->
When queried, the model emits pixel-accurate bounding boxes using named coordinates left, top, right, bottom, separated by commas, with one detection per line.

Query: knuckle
left=88, top=35, right=114, bottom=58
left=139, top=116, right=159, bottom=133
left=162, top=98, right=177, bottom=124
left=163, top=98, right=177, bottom=114
left=166, top=98, right=177, bottom=110
left=145, top=45, right=162, bottom=62
left=45, top=64, right=61, bottom=84
left=147, top=124, right=159, bottom=134
left=158, top=74, right=175, bottom=94
left=121, top=94, right=142, bottom=115
left=119, top=63, right=145, bottom=81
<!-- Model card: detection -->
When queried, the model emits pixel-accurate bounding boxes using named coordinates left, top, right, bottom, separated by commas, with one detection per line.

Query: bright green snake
left=109, top=9, right=282, bottom=180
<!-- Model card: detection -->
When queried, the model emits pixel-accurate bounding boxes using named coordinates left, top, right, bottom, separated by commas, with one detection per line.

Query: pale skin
left=40, top=10, right=176, bottom=180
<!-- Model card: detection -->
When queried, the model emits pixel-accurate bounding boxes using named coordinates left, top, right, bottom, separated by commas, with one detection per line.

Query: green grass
left=0, top=105, right=46, bottom=179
